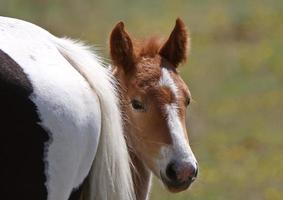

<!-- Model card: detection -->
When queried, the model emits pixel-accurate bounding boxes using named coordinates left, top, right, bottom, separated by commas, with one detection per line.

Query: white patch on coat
left=0, top=16, right=134, bottom=200
left=158, top=67, right=197, bottom=172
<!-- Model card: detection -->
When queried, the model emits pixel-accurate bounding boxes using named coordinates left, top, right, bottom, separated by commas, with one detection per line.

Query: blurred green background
left=1, top=0, right=282, bottom=199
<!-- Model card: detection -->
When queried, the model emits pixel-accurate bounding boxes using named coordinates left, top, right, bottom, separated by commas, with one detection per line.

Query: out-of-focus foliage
left=1, top=0, right=282, bottom=199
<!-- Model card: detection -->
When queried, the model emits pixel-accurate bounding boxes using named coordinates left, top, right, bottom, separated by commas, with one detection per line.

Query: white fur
left=54, top=38, right=135, bottom=200
left=158, top=68, right=197, bottom=170
left=0, top=16, right=135, bottom=200
left=159, top=68, right=179, bottom=96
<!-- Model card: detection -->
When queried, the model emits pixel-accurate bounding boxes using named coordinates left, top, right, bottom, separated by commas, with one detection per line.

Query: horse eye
left=131, top=99, right=145, bottom=111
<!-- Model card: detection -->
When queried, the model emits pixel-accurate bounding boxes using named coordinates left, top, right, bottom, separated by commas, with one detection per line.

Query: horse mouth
left=160, top=171, right=195, bottom=193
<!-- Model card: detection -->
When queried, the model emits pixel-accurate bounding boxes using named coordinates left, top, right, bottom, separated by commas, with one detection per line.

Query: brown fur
left=110, top=22, right=136, bottom=73
left=159, top=18, right=189, bottom=67
left=136, top=37, right=163, bottom=58
left=110, top=18, right=192, bottom=200
left=110, top=19, right=189, bottom=71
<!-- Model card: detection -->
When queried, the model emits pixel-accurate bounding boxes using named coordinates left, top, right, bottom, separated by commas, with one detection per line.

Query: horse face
left=110, top=18, right=198, bottom=192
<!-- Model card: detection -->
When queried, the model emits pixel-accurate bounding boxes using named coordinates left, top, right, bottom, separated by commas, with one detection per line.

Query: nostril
left=165, top=161, right=198, bottom=184
left=180, top=162, right=198, bottom=181
left=166, top=162, right=178, bottom=181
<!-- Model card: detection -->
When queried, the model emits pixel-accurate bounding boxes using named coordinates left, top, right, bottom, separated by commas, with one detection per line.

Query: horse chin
left=160, top=172, right=192, bottom=193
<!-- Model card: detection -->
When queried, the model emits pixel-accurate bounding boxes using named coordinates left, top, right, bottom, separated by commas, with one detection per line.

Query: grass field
left=1, top=0, right=282, bottom=199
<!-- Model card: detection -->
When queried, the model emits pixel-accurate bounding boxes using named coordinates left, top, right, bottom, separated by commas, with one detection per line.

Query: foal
left=110, top=18, right=198, bottom=200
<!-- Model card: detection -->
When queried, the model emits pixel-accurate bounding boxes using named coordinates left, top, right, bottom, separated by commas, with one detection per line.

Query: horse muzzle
left=160, top=160, right=198, bottom=192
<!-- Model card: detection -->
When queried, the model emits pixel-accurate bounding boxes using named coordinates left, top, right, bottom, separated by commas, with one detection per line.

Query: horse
left=109, top=18, right=198, bottom=200
left=0, top=16, right=135, bottom=200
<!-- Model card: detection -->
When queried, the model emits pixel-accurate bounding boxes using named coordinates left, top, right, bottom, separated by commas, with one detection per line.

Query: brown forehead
left=134, top=56, right=162, bottom=89
left=132, top=56, right=190, bottom=97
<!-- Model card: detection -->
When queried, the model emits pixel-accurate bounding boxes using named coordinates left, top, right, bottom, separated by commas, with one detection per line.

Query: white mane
left=53, top=37, right=135, bottom=200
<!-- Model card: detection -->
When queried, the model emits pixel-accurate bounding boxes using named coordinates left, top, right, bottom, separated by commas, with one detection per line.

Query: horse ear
left=110, top=21, right=135, bottom=73
left=159, top=18, right=189, bottom=67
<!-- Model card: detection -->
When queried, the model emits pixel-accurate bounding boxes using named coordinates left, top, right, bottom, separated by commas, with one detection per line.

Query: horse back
left=0, top=17, right=102, bottom=200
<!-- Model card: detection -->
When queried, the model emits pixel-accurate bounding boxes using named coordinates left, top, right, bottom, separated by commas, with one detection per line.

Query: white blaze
left=158, top=67, right=197, bottom=169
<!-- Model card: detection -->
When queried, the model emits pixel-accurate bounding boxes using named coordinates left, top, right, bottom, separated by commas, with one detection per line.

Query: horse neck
left=130, top=149, right=152, bottom=200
